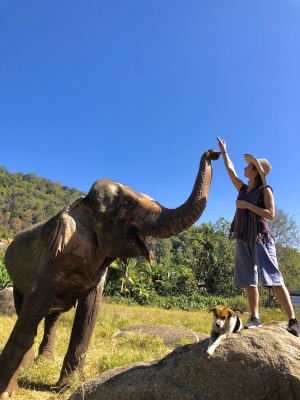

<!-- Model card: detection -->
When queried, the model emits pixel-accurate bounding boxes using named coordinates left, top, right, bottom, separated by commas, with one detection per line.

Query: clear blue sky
left=1, top=1, right=299, bottom=226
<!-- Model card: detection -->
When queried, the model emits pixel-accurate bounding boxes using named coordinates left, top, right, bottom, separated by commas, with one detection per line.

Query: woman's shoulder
left=263, top=185, right=273, bottom=193
left=239, top=183, right=248, bottom=193
left=253, top=184, right=273, bottom=194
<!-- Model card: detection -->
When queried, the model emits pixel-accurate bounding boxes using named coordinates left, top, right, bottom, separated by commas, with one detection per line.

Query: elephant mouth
left=137, top=232, right=153, bottom=263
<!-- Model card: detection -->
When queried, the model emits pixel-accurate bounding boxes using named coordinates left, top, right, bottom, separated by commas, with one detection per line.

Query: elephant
left=0, top=149, right=220, bottom=398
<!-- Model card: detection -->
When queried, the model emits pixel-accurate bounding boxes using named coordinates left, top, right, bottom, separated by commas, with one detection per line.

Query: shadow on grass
left=18, top=379, right=67, bottom=394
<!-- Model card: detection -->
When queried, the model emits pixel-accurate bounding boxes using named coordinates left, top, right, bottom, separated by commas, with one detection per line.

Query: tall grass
left=0, top=300, right=297, bottom=399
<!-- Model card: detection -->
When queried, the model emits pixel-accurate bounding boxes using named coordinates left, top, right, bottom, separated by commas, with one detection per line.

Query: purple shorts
left=234, top=240, right=284, bottom=287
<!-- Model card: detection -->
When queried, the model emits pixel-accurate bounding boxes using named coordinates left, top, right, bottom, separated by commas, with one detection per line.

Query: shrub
left=0, top=260, right=12, bottom=290
left=105, top=293, right=230, bottom=311
left=227, top=296, right=250, bottom=313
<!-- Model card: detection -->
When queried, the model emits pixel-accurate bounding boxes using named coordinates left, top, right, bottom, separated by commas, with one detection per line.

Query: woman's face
left=244, top=163, right=258, bottom=179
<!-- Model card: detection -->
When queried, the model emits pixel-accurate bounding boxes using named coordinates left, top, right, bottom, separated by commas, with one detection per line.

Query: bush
left=175, top=273, right=198, bottom=296
left=105, top=293, right=230, bottom=311
left=0, top=260, right=12, bottom=290
left=227, top=296, right=250, bottom=313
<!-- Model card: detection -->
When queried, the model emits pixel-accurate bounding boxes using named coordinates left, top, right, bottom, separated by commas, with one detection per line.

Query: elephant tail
left=49, top=196, right=85, bottom=257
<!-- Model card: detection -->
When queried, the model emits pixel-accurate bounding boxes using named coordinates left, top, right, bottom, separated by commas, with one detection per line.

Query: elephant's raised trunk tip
left=206, top=149, right=222, bottom=161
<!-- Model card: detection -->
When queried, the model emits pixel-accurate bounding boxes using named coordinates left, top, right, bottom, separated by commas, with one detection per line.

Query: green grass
left=0, top=300, right=297, bottom=399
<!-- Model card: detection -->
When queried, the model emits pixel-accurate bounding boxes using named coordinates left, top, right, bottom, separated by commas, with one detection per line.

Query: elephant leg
left=13, top=285, right=35, bottom=369
left=0, top=277, right=56, bottom=398
left=21, top=342, right=35, bottom=369
left=38, top=311, right=62, bottom=362
left=56, top=269, right=107, bottom=389
left=13, top=284, right=23, bottom=315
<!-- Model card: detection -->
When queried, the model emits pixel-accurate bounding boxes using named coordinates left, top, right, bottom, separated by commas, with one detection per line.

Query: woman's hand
left=236, top=200, right=249, bottom=209
left=217, top=137, right=226, bottom=154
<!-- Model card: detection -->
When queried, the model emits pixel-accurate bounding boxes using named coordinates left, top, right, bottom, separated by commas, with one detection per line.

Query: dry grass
left=0, top=300, right=297, bottom=399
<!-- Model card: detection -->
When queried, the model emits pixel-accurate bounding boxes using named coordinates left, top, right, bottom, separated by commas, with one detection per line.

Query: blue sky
left=1, top=1, right=299, bottom=227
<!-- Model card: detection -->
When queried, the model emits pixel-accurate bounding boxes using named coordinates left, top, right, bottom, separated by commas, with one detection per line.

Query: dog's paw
left=207, top=346, right=215, bottom=357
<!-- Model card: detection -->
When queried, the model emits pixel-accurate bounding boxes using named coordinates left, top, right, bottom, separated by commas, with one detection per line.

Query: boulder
left=70, top=322, right=300, bottom=400
left=114, top=324, right=202, bottom=346
left=0, top=287, right=15, bottom=315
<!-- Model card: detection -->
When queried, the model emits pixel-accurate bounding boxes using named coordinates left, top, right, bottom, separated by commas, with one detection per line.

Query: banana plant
left=119, top=258, right=152, bottom=298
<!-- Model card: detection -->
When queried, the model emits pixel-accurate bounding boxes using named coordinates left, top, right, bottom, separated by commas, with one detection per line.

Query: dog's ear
left=227, top=310, right=233, bottom=318
left=209, top=307, right=217, bottom=314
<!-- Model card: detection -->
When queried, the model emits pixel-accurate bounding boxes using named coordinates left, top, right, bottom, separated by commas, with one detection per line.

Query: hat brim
left=244, top=154, right=266, bottom=185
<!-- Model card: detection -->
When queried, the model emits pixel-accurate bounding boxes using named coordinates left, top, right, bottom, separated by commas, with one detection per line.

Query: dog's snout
left=216, top=322, right=220, bottom=329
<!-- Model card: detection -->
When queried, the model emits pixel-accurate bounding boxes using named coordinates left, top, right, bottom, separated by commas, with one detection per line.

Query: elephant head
left=50, top=149, right=220, bottom=263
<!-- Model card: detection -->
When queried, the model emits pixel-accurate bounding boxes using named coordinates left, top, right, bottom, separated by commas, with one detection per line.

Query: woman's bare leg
left=246, top=286, right=259, bottom=317
left=272, top=285, right=295, bottom=320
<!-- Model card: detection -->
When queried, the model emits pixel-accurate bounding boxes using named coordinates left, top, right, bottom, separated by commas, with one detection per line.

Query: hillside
left=0, top=166, right=86, bottom=238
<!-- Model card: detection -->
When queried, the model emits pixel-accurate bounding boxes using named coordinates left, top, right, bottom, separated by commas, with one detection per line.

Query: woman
left=217, top=137, right=299, bottom=336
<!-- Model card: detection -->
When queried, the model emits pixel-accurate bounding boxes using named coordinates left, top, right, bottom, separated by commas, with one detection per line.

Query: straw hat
left=244, top=154, right=271, bottom=186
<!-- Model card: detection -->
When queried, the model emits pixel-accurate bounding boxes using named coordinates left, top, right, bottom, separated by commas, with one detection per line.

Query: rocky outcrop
left=114, top=325, right=203, bottom=346
left=0, top=287, right=15, bottom=315
left=70, top=322, right=300, bottom=400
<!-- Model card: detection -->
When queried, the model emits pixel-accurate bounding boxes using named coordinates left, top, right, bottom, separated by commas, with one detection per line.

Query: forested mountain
left=0, top=166, right=86, bottom=238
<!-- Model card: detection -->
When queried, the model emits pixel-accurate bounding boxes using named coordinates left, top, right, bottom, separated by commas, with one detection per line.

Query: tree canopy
left=0, top=166, right=86, bottom=238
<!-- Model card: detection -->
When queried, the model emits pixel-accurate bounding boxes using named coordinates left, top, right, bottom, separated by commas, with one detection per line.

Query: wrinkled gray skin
left=0, top=150, right=220, bottom=398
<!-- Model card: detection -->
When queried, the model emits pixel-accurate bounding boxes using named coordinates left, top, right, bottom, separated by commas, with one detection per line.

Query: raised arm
left=217, top=137, right=244, bottom=192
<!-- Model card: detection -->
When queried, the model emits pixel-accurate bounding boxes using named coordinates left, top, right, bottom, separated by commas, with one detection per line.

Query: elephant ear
left=49, top=196, right=85, bottom=257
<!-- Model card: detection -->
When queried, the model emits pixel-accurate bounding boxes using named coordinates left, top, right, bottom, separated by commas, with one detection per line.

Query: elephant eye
left=123, top=201, right=134, bottom=209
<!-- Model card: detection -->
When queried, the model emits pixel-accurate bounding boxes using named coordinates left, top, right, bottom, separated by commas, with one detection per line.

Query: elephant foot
left=44, top=354, right=55, bottom=363
left=38, top=351, right=55, bottom=363
left=52, top=377, right=72, bottom=394
left=0, top=378, right=18, bottom=399
left=55, top=374, right=73, bottom=390
left=55, top=366, right=84, bottom=391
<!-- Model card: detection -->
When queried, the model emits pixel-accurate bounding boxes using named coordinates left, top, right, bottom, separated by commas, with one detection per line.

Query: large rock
left=114, top=324, right=203, bottom=346
left=0, top=287, right=15, bottom=315
left=70, top=322, right=300, bottom=400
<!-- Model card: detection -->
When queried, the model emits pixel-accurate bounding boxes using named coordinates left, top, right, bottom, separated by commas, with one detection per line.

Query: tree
left=190, top=223, right=215, bottom=290
left=268, top=208, right=300, bottom=290
left=12, top=217, right=22, bottom=233
left=207, top=218, right=237, bottom=297
left=269, top=208, right=300, bottom=249
left=148, top=237, right=173, bottom=264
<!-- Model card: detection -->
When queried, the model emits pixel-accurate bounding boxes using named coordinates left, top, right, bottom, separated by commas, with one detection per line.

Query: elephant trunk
left=141, top=149, right=221, bottom=238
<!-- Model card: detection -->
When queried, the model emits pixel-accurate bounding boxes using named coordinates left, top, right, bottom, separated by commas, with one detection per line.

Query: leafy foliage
left=269, top=208, right=300, bottom=249
left=267, top=208, right=300, bottom=290
left=0, top=259, right=12, bottom=289
left=104, top=258, right=154, bottom=304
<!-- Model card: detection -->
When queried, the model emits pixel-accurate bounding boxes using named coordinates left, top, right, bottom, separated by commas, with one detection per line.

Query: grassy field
left=0, top=299, right=297, bottom=400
